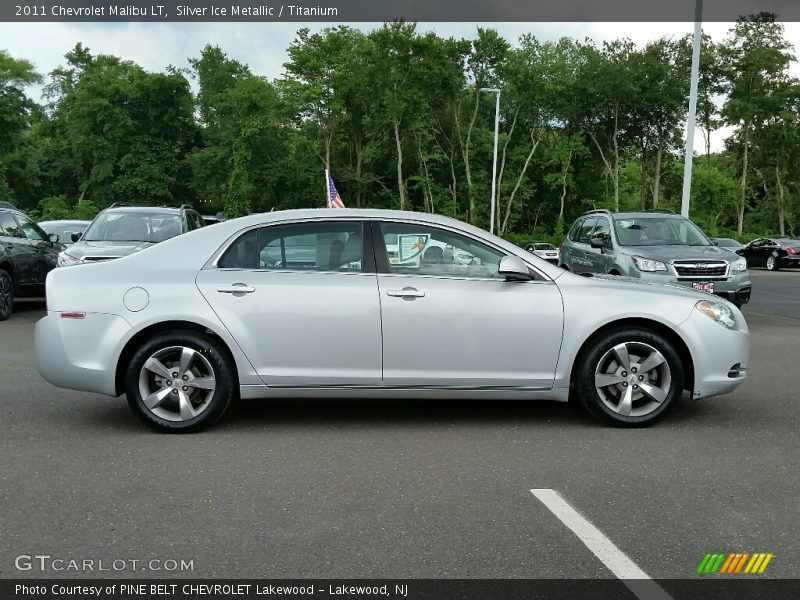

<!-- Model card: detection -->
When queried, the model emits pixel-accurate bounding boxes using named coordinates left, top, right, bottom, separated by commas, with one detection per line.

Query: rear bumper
left=35, top=311, right=130, bottom=396
left=777, top=256, right=800, bottom=268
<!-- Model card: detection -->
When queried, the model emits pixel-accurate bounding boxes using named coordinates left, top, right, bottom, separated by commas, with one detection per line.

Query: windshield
left=82, top=212, right=182, bottom=243
left=533, top=243, right=555, bottom=250
left=614, top=217, right=712, bottom=247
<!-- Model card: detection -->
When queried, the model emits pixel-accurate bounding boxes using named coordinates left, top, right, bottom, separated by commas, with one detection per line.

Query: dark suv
left=58, top=204, right=206, bottom=266
left=560, top=209, right=752, bottom=307
left=0, top=201, right=63, bottom=320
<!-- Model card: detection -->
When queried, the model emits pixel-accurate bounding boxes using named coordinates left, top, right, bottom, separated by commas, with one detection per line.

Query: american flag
left=327, top=171, right=345, bottom=208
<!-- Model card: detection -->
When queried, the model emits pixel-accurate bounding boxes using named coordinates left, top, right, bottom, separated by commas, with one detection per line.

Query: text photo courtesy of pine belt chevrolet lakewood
left=34, top=210, right=749, bottom=433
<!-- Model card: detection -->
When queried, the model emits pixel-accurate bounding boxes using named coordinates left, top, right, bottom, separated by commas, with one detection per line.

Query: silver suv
left=560, top=210, right=751, bottom=307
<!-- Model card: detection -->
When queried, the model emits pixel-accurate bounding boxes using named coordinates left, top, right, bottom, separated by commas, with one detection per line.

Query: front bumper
left=35, top=311, right=131, bottom=396
left=637, top=270, right=752, bottom=305
left=679, top=307, right=750, bottom=400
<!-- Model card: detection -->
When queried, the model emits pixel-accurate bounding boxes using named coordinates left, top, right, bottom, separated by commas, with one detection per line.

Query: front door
left=373, top=221, right=564, bottom=389
left=196, top=220, right=382, bottom=387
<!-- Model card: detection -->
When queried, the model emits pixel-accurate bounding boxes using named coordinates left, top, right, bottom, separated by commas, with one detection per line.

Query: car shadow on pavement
left=67, top=389, right=737, bottom=434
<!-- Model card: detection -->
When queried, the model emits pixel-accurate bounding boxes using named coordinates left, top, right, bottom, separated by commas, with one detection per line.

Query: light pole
left=681, top=0, right=703, bottom=217
left=480, top=87, right=501, bottom=234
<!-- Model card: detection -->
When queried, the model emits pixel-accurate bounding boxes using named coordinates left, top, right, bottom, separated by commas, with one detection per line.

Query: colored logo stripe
left=697, top=552, right=773, bottom=574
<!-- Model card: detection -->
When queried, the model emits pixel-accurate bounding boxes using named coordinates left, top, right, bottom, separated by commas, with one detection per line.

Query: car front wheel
left=0, top=270, right=14, bottom=321
left=125, top=331, right=236, bottom=433
left=576, top=328, right=684, bottom=427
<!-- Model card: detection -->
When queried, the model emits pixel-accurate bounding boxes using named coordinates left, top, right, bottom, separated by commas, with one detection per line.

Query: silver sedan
left=34, top=209, right=749, bottom=432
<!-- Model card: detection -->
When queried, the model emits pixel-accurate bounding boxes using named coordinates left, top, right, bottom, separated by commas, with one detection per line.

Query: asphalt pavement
left=1, top=270, right=798, bottom=582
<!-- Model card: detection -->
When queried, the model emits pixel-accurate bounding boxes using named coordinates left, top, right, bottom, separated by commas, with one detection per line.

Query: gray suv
left=58, top=204, right=206, bottom=266
left=560, top=210, right=751, bottom=307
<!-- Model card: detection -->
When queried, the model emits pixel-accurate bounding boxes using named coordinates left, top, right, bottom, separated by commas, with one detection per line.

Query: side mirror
left=71, top=232, right=82, bottom=243
left=712, top=240, right=719, bottom=246
left=498, top=255, right=533, bottom=281
left=590, top=237, right=607, bottom=251
left=49, top=233, right=59, bottom=244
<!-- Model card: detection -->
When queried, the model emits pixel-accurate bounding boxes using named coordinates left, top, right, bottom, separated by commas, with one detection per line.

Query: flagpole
left=324, top=168, right=329, bottom=208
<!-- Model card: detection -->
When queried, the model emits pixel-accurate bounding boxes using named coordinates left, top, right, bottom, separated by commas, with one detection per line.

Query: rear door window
left=218, top=221, right=364, bottom=272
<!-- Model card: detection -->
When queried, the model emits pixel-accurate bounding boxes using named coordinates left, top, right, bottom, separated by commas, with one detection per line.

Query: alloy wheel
left=137, top=346, right=217, bottom=422
left=594, top=341, right=672, bottom=418
left=0, top=272, right=13, bottom=318
left=767, top=256, right=776, bottom=271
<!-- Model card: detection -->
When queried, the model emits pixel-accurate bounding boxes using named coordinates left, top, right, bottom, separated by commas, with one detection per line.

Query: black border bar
left=3, top=1, right=800, bottom=23
left=4, top=580, right=800, bottom=600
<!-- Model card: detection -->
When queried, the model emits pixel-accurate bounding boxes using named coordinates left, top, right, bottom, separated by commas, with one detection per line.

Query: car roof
left=39, top=219, right=91, bottom=225
left=103, top=206, right=184, bottom=213
left=608, top=212, right=684, bottom=220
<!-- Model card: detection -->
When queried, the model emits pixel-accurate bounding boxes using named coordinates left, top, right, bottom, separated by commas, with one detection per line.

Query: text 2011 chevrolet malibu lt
left=35, top=209, right=749, bottom=433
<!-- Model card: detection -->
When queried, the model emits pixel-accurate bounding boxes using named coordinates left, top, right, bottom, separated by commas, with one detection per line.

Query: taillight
left=60, top=312, right=86, bottom=319
left=787, top=247, right=796, bottom=255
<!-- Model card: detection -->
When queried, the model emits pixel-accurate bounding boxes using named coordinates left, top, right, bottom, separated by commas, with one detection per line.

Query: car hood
left=621, top=244, right=733, bottom=262
left=65, top=240, right=155, bottom=259
left=577, top=272, right=725, bottom=302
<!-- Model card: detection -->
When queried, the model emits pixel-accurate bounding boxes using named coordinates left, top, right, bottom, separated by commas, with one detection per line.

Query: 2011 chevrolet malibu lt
left=34, top=209, right=749, bottom=432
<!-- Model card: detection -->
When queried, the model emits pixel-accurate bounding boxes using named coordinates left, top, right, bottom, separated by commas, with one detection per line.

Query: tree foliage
left=2, top=19, right=799, bottom=238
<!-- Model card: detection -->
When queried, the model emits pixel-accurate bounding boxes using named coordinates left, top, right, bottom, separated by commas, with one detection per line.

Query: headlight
left=57, top=252, right=80, bottom=267
left=731, top=257, right=747, bottom=271
left=632, top=256, right=668, bottom=272
left=695, top=300, right=737, bottom=330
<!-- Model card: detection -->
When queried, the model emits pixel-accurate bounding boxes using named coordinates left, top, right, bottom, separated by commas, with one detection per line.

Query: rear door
left=196, top=219, right=382, bottom=387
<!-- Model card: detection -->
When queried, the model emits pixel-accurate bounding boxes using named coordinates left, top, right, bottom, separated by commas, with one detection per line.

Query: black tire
left=125, top=331, right=236, bottom=433
left=0, top=269, right=14, bottom=321
left=766, top=255, right=779, bottom=271
left=576, top=327, right=684, bottom=427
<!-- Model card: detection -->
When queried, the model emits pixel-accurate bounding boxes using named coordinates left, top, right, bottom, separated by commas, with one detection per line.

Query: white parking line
left=530, top=488, right=673, bottom=600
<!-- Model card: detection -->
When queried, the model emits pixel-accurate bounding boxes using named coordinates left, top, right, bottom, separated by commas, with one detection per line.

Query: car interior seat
left=328, top=239, right=345, bottom=270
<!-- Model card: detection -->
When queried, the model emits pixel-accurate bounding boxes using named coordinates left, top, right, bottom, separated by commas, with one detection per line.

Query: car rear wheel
left=0, top=270, right=14, bottom=321
left=766, top=255, right=779, bottom=271
left=125, top=331, right=235, bottom=433
left=576, top=328, right=684, bottom=427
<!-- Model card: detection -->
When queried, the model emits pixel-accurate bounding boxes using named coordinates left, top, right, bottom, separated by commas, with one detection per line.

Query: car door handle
left=387, top=288, right=425, bottom=298
left=217, top=284, right=255, bottom=294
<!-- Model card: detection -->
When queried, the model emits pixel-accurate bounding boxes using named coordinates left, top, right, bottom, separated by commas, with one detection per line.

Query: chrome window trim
left=205, top=217, right=370, bottom=273
left=204, top=215, right=553, bottom=282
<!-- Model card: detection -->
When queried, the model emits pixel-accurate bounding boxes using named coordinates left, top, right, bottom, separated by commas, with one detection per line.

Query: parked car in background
left=58, top=204, right=205, bottom=266
left=560, top=209, right=751, bottom=307
left=710, top=237, right=744, bottom=252
left=36, top=209, right=749, bottom=432
left=0, top=202, right=63, bottom=320
left=203, top=212, right=228, bottom=226
left=736, top=237, right=800, bottom=271
left=39, top=220, right=91, bottom=247
left=524, top=242, right=559, bottom=265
